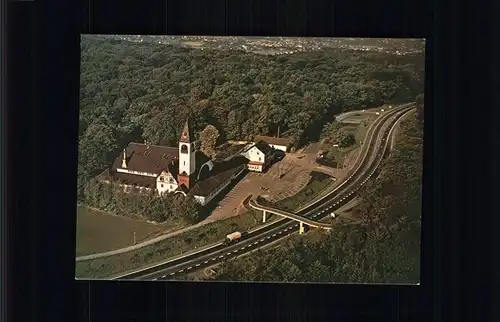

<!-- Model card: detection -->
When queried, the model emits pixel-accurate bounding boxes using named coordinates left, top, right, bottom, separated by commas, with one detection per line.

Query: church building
left=97, top=119, right=248, bottom=206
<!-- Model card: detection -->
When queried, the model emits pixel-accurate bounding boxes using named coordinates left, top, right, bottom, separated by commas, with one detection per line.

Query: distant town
left=86, top=35, right=425, bottom=56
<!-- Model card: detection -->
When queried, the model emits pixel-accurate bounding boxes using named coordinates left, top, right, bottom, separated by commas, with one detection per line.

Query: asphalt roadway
left=116, top=104, right=416, bottom=281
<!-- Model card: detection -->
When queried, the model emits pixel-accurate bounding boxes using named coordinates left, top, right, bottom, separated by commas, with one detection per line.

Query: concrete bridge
left=247, top=197, right=332, bottom=234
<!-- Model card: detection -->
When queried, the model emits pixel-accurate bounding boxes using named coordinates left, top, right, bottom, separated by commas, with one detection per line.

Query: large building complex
left=97, top=120, right=248, bottom=206
left=96, top=119, right=290, bottom=206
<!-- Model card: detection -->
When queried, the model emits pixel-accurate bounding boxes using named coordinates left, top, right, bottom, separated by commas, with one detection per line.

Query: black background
left=5, top=0, right=498, bottom=320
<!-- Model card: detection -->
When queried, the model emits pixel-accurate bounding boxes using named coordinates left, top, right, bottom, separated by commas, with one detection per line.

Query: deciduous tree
left=199, top=125, right=220, bottom=157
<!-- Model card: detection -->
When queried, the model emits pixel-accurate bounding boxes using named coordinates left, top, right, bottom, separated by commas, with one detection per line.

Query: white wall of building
left=193, top=195, right=206, bottom=205
left=116, top=168, right=157, bottom=177
left=121, top=184, right=153, bottom=193
left=101, top=180, right=153, bottom=193
left=247, top=163, right=263, bottom=172
left=179, top=142, right=196, bottom=175
left=156, top=171, right=178, bottom=194
left=242, top=146, right=266, bottom=164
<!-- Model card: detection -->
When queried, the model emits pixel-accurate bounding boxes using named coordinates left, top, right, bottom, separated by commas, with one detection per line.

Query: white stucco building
left=240, top=141, right=275, bottom=172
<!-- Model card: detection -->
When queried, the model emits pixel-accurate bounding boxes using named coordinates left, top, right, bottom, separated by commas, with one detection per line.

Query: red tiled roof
left=253, top=141, right=274, bottom=155
left=254, top=135, right=291, bottom=147
left=188, top=156, right=248, bottom=197
left=194, top=150, right=211, bottom=168
left=112, top=143, right=178, bottom=175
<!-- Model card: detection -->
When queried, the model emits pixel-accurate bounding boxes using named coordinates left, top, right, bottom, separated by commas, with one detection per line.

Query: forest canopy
left=78, top=36, right=425, bottom=192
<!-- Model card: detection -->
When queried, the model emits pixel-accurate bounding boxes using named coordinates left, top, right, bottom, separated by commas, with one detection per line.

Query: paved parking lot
left=206, top=139, right=364, bottom=222
left=207, top=156, right=312, bottom=220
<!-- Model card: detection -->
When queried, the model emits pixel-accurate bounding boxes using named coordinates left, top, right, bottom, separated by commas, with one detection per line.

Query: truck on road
left=224, top=231, right=248, bottom=245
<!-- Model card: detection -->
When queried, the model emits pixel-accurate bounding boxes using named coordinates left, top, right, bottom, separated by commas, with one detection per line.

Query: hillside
left=78, top=36, right=425, bottom=194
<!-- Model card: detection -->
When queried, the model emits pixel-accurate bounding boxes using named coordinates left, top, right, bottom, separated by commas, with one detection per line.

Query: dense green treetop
left=78, top=36, right=424, bottom=192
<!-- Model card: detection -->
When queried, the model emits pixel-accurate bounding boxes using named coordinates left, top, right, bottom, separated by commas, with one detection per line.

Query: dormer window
left=159, top=177, right=164, bottom=182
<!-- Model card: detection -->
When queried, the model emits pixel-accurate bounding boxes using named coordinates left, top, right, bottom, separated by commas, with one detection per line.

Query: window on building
left=159, top=177, right=164, bottom=182
left=259, top=157, right=261, bottom=162
left=161, top=184, right=164, bottom=188
left=184, top=161, right=186, bottom=166
left=170, top=185, right=172, bottom=189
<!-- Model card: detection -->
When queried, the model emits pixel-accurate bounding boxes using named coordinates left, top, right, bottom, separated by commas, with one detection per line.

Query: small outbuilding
left=253, top=135, right=292, bottom=153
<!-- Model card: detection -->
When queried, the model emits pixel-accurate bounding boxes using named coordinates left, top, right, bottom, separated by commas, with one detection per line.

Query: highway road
left=113, top=103, right=416, bottom=281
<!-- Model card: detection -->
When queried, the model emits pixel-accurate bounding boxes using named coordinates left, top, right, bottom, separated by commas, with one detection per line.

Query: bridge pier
left=299, top=222, right=306, bottom=234
left=262, top=210, right=267, bottom=223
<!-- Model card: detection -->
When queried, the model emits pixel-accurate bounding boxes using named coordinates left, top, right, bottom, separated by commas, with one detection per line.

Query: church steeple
left=178, top=118, right=196, bottom=189
left=179, top=118, right=193, bottom=144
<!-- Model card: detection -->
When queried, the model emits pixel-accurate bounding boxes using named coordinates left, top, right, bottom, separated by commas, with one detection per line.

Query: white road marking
left=153, top=278, right=158, bottom=281
left=272, top=233, right=277, bottom=237
left=204, top=261, right=208, bottom=264
left=170, top=273, right=175, bottom=275
left=195, top=263, right=200, bottom=267
left=179, top=270, right=184, bottom=273
left=162, top=275, right=166, bottom=278
left=218, top=255, right=224, bottom=259
left=254, top=242, right=258, bottom=245
left=212, top=258, right=217, bottom=261
left=187, top=266, right=192, bottom=270
left=260, top=239, right=265, bottom=242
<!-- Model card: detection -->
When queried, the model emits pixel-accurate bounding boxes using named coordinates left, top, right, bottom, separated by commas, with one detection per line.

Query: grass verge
left=75, top=209, right=271, bottom=279
left=319, top=122, right=369, bottom=169
left=76, top=205, right=176, bottom=257
left=273, top=171, right=335, bottom=212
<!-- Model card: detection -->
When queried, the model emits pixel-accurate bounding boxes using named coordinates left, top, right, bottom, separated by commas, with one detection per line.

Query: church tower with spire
left=178, top=118, right=196, bottom=189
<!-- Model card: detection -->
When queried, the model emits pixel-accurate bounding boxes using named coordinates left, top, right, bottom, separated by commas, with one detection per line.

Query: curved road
left=112, top=103, right=415, bottom=280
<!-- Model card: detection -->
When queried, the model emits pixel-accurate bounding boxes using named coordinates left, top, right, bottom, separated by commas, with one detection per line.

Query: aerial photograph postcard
left=76, top=35, right=425, bottom=284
